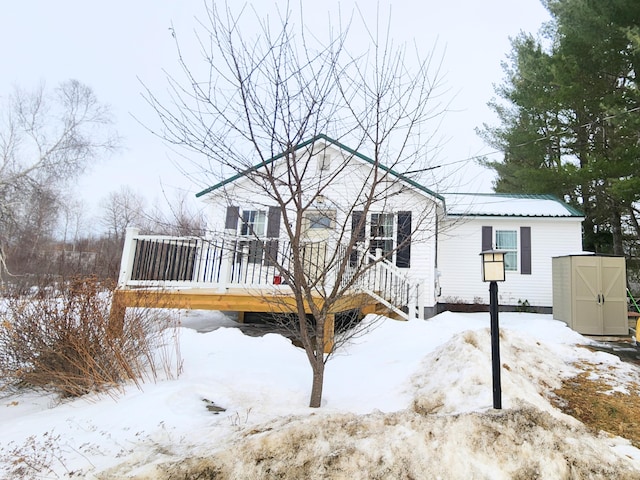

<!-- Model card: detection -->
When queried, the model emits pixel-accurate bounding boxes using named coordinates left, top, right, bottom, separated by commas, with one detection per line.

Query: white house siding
left=437, top=216, right=583, bottom=308
left=202, top=142, right=441, bottom=309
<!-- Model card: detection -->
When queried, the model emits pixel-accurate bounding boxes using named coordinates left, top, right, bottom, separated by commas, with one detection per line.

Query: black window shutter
left=267, top=206, right=281, bottom=238
left=521, top=226, right=531, bottom=275
left=352, top=211, right=365, bottom=241
left=350, top=211, right=365, bottom=266
left=396, top=211, right=412, bottom=268
left=225, top=206, right=239, bottom=230
left=482, top=226, right=493, bottom=251
left=265, top=207, right=281, bottom=266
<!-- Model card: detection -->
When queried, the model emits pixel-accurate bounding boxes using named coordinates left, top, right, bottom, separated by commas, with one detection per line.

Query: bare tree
left=100, top=186, right=148, bottom=242
left=99, top=186, right=149, bottom=278
left=144, top=2, right=448, bottom=407
left=0, top=80, right=118, bottom=281
left=147, top=189, right=206, bottom=236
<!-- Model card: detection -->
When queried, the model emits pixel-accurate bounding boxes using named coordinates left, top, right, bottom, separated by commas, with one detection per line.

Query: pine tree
left=481, top=0, right=640, bottom=254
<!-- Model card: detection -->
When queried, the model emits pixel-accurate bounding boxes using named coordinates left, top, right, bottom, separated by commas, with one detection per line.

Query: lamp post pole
left=489, top=280, right=502, bottom=409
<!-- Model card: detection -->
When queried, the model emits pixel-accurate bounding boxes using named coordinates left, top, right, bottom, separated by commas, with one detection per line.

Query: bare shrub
left=0, top=432, right=65, bottom=479
left=0, top=277, right=180, bottom=398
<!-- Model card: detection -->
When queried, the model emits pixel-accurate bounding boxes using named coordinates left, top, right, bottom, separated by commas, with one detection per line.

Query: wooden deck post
left=108, top=289, right=126, bottom=337
left=117, top=227, right=140, bottom=287
left=323, top=313, right=335, bottom=353
left=217, top=250, right=232, bottom=292
left=409, top=282, right=423, bottom=320
left=415, top=282, right=425, bottom=320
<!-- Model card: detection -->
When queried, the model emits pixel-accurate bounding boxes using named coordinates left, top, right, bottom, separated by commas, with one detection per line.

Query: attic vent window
left=318, top=153, right=330, bottom=171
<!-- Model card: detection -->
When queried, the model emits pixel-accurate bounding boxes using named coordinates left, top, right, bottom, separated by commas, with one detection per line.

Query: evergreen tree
left=480, top=0, right=640, bottom=254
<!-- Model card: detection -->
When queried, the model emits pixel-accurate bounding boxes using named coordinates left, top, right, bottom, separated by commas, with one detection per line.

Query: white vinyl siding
left=437, top=217, right=583, bottom=307
left=204, top=142, right=439, bottom=309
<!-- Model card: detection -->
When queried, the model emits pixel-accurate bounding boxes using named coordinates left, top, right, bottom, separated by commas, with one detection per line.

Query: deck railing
left=118, top=228, right=420, bottom=319
left=348, top=247, right=416, bottom=319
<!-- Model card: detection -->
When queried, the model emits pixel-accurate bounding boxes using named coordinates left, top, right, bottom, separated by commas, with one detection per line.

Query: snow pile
left=410, top=327, right=580, bottom=415
left=2, top=311, right=640, bottom=479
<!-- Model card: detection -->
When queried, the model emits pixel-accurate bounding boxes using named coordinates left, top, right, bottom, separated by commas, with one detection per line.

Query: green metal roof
left=195, top=133, right=445, bottom=202
left=442, top=192, right=584, bottom=218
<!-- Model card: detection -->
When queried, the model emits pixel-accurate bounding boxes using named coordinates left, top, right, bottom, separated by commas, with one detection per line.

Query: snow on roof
left=443, top=193, right=584, bottom=218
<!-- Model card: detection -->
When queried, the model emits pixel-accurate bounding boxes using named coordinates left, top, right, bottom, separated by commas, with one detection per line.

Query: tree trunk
left=610, top=209, right=624, bottom=256
left=309, top=358, right=325, bottom=408
left=582, top=213, right=596, bottom=252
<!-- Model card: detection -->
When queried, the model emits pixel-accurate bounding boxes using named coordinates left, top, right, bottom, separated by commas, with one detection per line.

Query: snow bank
left=146, top=408, right=639, bottom=479
left=2, top=311, right=640, bottom=479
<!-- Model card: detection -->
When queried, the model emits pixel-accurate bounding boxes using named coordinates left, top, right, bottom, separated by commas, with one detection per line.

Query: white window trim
left=368, top=212, right=395, bottom=260
left=239, top=209, right=267, bottom=237
left=495, top=229, right=518, bottom=272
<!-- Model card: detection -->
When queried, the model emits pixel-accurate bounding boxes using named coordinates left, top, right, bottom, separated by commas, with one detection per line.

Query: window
left=239, top=210, right=266, bottom=263
left=307, top=213, right=333, bottom=229
left=318, top=153, right=330, bottom=171
left=240, top=210, right=266, bottom=236
left=370, top=213, right=394, bottom=258
left=496, top=230, right=517, bottom=271
left=350, top=211, right=412, bottom=268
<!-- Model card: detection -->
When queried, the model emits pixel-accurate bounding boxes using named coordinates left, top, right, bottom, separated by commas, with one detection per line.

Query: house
left=113, top=135, right=584, bottom=337
left=436, top=193, right=584, bottom=315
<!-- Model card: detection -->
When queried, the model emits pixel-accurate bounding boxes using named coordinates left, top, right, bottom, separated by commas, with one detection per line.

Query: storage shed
left=552, top=254, right=627, bottom=335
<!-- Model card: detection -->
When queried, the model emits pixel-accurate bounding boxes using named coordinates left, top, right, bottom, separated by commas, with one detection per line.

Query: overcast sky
left=0, top=1, right=551, bottom=221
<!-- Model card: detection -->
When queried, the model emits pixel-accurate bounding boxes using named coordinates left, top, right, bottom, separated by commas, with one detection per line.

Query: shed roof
left=443, top=193, right=584, bottom=218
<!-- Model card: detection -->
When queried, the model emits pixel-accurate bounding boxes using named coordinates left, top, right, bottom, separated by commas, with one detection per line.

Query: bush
left=0, top=277, right=180, bottom=398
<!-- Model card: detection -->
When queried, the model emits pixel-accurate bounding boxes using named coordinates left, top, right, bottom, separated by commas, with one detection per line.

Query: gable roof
left=194, top=135, right=583, bottom=219
left=443, top=193, right=584, bottom=218
left=195, top=134, right=444, bottom=202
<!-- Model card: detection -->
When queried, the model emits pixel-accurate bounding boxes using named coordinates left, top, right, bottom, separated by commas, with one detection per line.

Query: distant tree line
left=0, top=81, right=204, bottom=293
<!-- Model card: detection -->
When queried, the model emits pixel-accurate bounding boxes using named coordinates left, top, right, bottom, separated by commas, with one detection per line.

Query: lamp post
left=480, top=249, right=506, bottom=410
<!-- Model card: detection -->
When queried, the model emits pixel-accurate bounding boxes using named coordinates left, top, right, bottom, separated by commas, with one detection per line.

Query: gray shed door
left=573, top=257, right=601, bottom=335
left=600, top=257, right=627, bottom=335
left=573, top=256, right=627, bottom=335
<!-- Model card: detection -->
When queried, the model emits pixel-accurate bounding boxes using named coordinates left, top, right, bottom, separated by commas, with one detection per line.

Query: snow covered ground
left=2, top=310, right=640, bottom=478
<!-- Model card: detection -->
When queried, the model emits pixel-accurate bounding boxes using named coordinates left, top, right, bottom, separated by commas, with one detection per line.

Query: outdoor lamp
left=480, top=249, right=506, bottom=410
left=481, top=249, right=506, bottom=282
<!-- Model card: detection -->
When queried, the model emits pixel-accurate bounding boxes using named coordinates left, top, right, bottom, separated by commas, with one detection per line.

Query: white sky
left=0, top=1, right=551, bottom=224
left=2, top=311, right=640, bottom=477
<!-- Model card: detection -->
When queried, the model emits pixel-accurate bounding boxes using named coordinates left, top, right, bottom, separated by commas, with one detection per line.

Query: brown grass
left=551, top=363, right=640, bottom=447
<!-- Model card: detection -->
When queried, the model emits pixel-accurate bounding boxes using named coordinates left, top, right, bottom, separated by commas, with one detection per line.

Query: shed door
left=600, top=257, right=627, bottom=335
left=573, top=256, right=602, bottom=335
left=573, top=256, right=627, bottom=335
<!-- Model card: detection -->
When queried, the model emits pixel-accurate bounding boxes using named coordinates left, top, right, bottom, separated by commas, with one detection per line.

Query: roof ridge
left=445, top=192, right=557, bottom=200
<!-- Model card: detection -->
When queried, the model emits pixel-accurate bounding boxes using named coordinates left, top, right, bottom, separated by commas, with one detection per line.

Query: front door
left=301, top=210, right=335, bottom=285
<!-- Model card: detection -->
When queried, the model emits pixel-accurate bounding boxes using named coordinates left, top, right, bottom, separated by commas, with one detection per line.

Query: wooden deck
left=112, top=228, right=418, bottom=352
left=110, top=287, right=398, bottom=352
left=112, top=287, right=377, bottom=313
